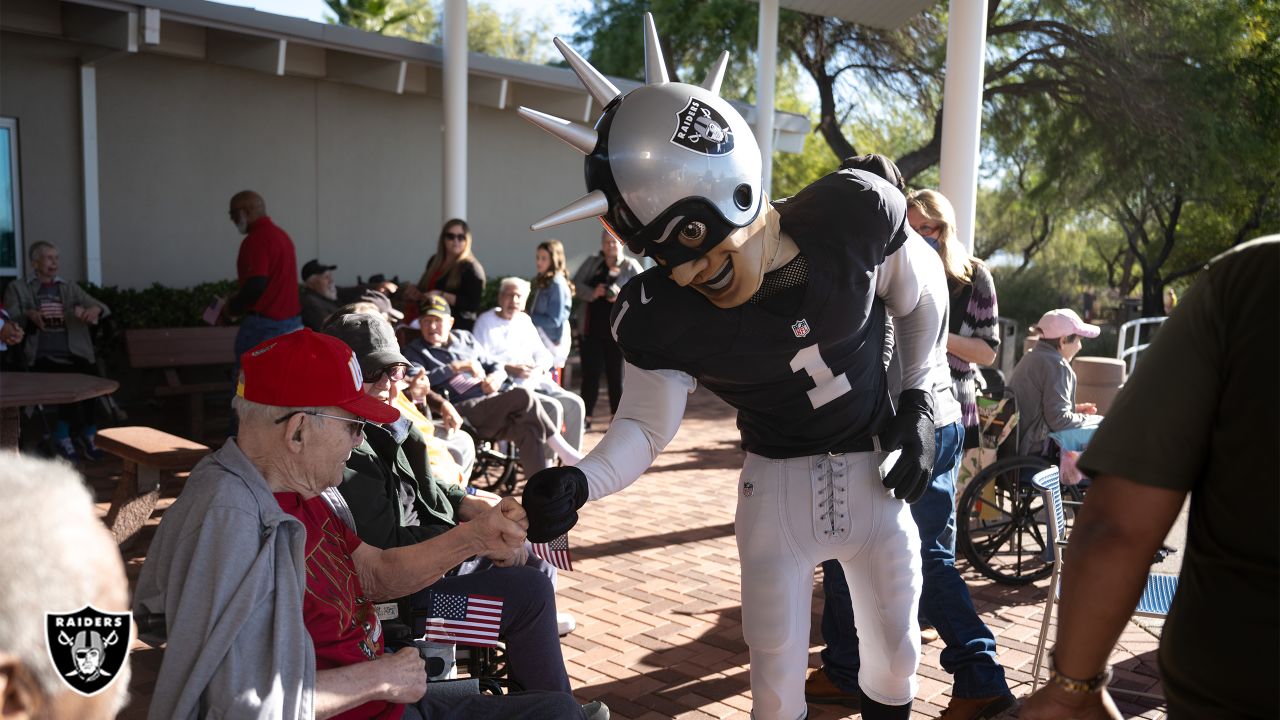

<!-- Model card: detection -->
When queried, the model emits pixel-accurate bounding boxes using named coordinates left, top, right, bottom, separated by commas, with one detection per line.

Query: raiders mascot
left=518, top=14, right=942, bottom=720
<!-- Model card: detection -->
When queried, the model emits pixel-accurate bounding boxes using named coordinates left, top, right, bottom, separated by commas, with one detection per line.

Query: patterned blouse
left=948, top=262, right=1000, bottom=449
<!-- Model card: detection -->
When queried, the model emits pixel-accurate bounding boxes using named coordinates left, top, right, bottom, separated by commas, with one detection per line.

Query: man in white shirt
left=473, top=278, right=585, bottom=453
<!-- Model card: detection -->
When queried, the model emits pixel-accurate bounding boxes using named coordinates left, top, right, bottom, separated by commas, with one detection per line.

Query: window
left=0, top=118, right=21, bottom=278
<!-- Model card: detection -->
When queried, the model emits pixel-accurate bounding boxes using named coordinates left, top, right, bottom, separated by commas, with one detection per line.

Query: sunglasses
left=275, top=410, right=367, bottom=438
left=444, top=232, right=467, bottom=241
left=369, top=364, right=409, bottom=384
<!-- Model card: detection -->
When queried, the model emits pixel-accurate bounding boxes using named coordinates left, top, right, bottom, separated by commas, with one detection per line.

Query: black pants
left=577, top=334, right=623, bottom=417
left=30, top=357, right=101, bottom=437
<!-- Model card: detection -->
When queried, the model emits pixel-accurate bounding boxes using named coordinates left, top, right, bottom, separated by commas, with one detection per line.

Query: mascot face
left=667, top=207, right=773, bottom=308
left=519, top=12, right=765, bottom=290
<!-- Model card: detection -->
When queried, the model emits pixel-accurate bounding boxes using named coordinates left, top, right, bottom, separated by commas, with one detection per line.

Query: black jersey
left=611, top=169, right=911, bottom=458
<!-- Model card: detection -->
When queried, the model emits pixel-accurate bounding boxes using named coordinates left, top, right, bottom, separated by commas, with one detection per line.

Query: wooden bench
left=125, top=326, right=238, bottom=439
left=97, top=426, right=210, bottom=545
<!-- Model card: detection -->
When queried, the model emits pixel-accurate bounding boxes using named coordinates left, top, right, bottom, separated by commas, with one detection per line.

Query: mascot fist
left=522, top=466, right=589, bottom=543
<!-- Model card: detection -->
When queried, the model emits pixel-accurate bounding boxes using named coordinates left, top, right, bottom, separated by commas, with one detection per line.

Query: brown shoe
left=804, top=667, right=861, bottom=709
left=938, top=693, right=1017, bottom=719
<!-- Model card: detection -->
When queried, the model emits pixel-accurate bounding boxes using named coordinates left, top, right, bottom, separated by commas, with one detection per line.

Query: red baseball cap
left=237, top=329, right=400, bottom=424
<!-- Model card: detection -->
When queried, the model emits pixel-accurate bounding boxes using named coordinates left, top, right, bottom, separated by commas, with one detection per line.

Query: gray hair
left=499, top=277, right=530, bottom=297
left=27, top=241, right=56, bottom=263
left=231, top=395, right=324, bottom=429
left=0, top=456, right=119, bottom=696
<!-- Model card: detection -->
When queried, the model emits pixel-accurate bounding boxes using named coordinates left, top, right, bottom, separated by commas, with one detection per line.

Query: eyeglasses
left=914, top=223, right=941, bottom=238
left=274, top=410, right=367, bottom=438
left=444, top=233, right=466, bottom=241
left=369, top=364, right=409, bottom=384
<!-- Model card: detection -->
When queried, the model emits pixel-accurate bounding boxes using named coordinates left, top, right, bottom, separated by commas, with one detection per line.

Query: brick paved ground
left=89, top=386, right=1168, bottom=719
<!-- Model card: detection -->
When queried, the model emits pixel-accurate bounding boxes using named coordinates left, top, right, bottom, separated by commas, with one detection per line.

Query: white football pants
left=736, top=450, right=922, bottom=720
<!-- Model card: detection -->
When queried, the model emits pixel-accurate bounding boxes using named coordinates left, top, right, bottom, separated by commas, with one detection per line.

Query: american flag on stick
left=530, top=533, right=573, bottom=571
left=421, top=593, right=503, bottom=647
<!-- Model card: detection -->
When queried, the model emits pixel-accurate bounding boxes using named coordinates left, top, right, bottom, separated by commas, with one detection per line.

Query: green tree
left=324, top=0, right=414, bottom=34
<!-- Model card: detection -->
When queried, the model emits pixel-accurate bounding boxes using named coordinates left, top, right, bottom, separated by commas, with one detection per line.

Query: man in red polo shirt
left=226, top=190, right=303, bottom=372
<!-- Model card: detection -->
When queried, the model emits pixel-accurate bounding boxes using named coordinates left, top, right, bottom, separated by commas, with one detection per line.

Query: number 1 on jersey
left=790, top=345, right=852, bottom=409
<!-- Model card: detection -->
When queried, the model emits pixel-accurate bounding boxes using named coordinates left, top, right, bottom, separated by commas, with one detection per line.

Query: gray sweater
left=133, top=440, right=316, bottom=720
left=1007, top=341, right=1091, bottom=454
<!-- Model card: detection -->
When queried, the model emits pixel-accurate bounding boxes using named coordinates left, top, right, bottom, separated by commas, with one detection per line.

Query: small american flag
left=447, top=373, right=482, bottom=395
left=422, top=593, right=503, bottom=647
left=530, top=533, right=573, bottom=571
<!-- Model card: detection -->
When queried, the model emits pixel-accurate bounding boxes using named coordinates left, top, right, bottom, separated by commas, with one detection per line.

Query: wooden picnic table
left=0, top=372, right=120, bottom=449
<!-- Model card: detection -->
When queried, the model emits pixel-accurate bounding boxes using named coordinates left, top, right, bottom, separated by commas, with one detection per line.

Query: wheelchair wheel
left=957, top=455, right=1054, bottom=585
left=470, top=438, right=519, bottom=496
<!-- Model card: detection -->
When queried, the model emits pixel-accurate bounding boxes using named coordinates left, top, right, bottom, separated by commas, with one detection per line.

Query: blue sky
left=210, top=0, right=593, bottom=39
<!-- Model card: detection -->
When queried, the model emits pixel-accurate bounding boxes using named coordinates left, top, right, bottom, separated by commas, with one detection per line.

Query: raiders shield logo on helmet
left=671, top=98, right=735, bottom=156
left=45, top=606, right=131, bottom=696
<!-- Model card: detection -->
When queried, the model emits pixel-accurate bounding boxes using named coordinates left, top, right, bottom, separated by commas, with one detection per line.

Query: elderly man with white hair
left=134, top=329, right=592, bottom=720
left=472, top=277, right=586, bottom=453
left=0, top=455, right=132, bottom=720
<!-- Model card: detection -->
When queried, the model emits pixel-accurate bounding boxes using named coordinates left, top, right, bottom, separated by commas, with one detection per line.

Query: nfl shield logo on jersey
left=743, top=481, right=754, bottom=497
left=791, top=319, right=811, bottom=338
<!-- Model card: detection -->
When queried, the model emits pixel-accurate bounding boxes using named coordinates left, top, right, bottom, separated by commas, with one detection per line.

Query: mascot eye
left=677, top=221, right=707, bottom=248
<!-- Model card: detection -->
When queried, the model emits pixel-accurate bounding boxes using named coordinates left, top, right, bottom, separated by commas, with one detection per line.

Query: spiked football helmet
left=519, top=13, right=763, bottom=267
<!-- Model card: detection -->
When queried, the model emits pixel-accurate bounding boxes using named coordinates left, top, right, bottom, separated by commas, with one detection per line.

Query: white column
left=443, top=0, right=467, bottom=221
left=754, top=0, right=778, bottom=195
left=938, top=0, right=988, bottom=253
left=80, top=65, right=102, bottom=285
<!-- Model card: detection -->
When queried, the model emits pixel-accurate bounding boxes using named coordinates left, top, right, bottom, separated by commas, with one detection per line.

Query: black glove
left=522, top=466, right=589, bottom=543
left=881, top=388, right=936, bottom=504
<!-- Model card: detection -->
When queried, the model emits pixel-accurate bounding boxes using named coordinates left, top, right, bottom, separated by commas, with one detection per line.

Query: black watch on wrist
left=1048, top=651, right=1113, bottom=694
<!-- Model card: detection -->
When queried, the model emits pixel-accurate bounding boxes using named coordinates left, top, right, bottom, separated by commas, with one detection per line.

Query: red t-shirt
left=274, top=493, right=404, bottom=720
left=237, top=216, right=302, bottom=320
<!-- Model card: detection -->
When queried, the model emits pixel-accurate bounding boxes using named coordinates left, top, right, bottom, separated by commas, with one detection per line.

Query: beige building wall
left=0, top=32, right=86, bottom=282
left=4, top=30, right=608, bottom=291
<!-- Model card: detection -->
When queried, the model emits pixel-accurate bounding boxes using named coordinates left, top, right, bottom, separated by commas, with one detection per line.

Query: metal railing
left=1116, top=316, right=1167, bottom=375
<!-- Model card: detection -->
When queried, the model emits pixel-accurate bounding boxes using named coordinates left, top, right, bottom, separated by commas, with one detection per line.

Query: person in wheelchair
left=134, top=329, right=591, bottom=719
left=1007, top=308, right=1102, bottom=457
left=404, top=295, right=582, bottom=471
left=322, top=312, right=587, bottom=694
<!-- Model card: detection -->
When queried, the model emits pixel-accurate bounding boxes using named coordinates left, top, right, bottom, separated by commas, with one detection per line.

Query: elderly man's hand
left=466, top=497, right=527, bottom=556
left=450, top=359, right=482, bottom=377
left=0, top=321, right=23, bottom=345
left=74, top=305, right=103, bottom=324
left=377, top=647, right=429, bottom=704
left=485, top=543, right=529, bottom=568
left=1021, top=684, right=1122, bottom=720
left=440, top=401, right=462, bottom=433
left=479, top=375, right=502, bottom=395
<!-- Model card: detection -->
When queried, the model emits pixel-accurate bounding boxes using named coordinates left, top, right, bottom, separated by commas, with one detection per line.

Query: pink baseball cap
left=1035, top=308, right=1101, bottom=339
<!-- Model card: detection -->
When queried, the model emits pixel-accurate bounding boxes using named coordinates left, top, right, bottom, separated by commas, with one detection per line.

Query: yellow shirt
left=392, top=393, right=466, bottom=487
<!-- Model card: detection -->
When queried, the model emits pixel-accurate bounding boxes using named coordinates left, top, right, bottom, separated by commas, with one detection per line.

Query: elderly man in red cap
left=134, top=329, right=593, bottom=720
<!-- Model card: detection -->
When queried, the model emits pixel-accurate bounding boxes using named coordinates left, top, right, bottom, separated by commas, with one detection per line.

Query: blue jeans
left=233, top=313, right=303, bottom=375
left=820, top=420, right=1009, bottom=699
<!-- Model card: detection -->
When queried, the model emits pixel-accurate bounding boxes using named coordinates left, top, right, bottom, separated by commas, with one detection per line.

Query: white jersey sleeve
left=876, top=234, right=947, bottom=394
left=575, top=362, right=695, bottom=501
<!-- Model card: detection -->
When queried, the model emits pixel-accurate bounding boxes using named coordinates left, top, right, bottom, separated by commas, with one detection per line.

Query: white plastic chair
left=1029, top=467, right=1179, bottom=695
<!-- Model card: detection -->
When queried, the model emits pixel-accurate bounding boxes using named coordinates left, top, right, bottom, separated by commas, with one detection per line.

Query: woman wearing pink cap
left=1008, top=308, right=1102, bottom=455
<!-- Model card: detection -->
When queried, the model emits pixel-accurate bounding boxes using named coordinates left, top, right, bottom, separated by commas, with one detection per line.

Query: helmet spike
left=530, top=190, right=611, bottom=231
left=642, top=12, right=669, bottom=85
left=702, top=51, right=729, bottom=96
left=553, top=37, right=622, bottom=109
left=517, top=107, right=598, bottom=155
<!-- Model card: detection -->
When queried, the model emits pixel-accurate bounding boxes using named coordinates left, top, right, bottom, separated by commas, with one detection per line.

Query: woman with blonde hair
left=906, top=189, right=1002, bottom=449
left=411, top=218, right=487, bottom=331
left=528, top=239, right=575, bottom=383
